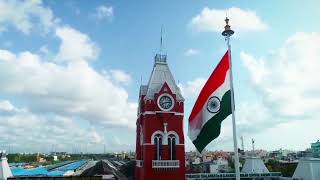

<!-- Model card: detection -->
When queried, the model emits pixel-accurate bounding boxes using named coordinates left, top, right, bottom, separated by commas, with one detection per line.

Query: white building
left=209, top=157, right=228, bottom=173
left=53, top=155, right=58, bottom=161
left=0, top=150, right=13, bottom=180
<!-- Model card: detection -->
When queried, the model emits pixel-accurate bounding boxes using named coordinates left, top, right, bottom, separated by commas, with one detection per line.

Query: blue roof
left=11, top=167, right=48, bottom=176
left=11, top=160, right=88, bottom=177
left=46, top=170, right=65, bottom=176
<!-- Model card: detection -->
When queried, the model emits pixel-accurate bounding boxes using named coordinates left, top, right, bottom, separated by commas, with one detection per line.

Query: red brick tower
left=135, top=54, right=185, bottom=180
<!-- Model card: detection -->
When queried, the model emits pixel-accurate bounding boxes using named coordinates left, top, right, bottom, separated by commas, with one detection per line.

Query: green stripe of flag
left=192, top=90, right=232, bottom=153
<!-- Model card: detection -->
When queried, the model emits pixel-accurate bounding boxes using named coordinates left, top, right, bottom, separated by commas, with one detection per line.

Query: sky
left=0, top=0, right=320, bottom=153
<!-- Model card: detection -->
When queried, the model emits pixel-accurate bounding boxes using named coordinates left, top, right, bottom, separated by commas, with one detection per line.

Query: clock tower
left=135, top=54, right=185, bottom=180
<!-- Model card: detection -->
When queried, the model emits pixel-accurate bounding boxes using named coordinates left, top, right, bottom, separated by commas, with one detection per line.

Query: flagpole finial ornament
left=222, top=17, right=234, bottom=37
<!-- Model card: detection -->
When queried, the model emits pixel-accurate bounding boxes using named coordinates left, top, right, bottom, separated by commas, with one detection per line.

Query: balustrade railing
left=152, top=160, right=179, bottom=168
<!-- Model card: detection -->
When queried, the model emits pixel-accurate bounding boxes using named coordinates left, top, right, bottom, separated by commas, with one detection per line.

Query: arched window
left=154, top=134, right=163, bottom=160
left=168, top=134, right=176, bottom=160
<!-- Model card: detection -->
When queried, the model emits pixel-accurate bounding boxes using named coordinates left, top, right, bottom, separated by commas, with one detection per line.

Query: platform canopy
left=241, top=157, right=270, bottom=173
left=292, top=158, right=320, bottom=180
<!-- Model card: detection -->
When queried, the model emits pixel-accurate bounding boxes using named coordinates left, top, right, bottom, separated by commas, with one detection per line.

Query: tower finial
left=160, top=25, right=163, bottom=54
left=154, top=25, right=167, bottom=64
left=222, top=17, right=234, bottom=37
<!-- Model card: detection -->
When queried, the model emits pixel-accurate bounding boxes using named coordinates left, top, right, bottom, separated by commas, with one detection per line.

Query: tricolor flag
left=188, top=51, right=232, bottom=153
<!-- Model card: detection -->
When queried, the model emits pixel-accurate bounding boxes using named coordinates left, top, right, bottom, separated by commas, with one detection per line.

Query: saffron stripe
left=189, top=51, right=230, bottom=122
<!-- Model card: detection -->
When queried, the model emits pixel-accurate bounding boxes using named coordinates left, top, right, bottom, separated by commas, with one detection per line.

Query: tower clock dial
left=158, top=94, right=174, bottom=111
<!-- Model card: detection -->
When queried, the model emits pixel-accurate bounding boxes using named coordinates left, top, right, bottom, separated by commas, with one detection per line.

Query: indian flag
left=188, top=50, right=232, bottom=153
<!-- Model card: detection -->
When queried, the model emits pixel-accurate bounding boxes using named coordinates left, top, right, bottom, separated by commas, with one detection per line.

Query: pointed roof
left=0, top=151, right=13, bottom=180
left=241, top=157, right=269, bottom=173
left=293, top=158, right=320, bottom=180
left=144, top=54, right=184, bottom=101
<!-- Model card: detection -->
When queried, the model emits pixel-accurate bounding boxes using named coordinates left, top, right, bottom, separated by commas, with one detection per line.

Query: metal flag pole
left=222, top=17, right=240, bottom=180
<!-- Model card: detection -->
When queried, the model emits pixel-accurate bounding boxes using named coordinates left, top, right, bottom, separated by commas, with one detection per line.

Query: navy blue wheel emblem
left=206, top=96, right=221, bottom=113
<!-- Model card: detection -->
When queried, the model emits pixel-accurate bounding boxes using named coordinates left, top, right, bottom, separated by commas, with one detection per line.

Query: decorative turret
left=0, top=150, right=13, bottom=180
left=143, top=54, right=184, bottom=101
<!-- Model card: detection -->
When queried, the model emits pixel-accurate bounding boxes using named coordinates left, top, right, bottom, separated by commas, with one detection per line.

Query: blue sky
left=0, top=0, right=320, bottom=153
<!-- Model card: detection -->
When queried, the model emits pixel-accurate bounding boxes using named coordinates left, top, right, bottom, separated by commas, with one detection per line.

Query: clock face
left=158, top=95, right=174, bottom=111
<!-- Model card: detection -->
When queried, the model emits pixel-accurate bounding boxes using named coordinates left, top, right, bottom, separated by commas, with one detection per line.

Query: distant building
left=209, top=157, right=229, bottom=173
left=53, top=155, right=58, bottom=161
left=269, top=149, right=296, bottom=160
left=296, top=149, right=313, bottom=159
left=193, top=157, right=201, bottom=165
left=311, top=140, right=320, bottom=158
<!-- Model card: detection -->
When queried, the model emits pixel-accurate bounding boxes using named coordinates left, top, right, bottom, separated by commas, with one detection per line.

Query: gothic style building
left=135, top=54, right=185, bottom=180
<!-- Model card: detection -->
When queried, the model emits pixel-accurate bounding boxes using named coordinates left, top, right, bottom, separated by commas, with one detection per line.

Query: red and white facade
left=135, top=54, right=185, bottom=180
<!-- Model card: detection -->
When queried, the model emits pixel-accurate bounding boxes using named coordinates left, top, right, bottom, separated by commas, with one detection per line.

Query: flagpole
left=222, top=17, right=240, bottom=180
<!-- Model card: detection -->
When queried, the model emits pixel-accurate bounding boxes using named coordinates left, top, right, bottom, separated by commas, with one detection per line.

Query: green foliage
left=7, top=154, right=37, bottom=163
left=266, top=159, right=297, bottom=177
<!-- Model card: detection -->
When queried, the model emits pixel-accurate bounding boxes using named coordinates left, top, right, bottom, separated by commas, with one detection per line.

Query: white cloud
left=190, top=7, right=268, bottom=33
left=241, top=32, right=320, bottom=119
left=90, top=130, right=104, bottom=144
left=0, top=100, right=107, bottom=152
left=0, top=48, right=137, bottom=129
left=0, top=100, right=15, bottom=112
left=0, top=49, right=16, bottom=61
left=0, top=0, right=57, bottom=34
left=253, top=118, right=320, bottom=151
left=184, top=49, right=200, bottom=56
left=179, top=78, right=206, bottom=99
left=0, top=0, right=136, bottom=153
left=95, top=5, right=113, bottom=20
left=55, top=26, right=99, bottom=62
left=109, top=69, right=132, bottom=85
left=240, top=52, right=269, bottom=84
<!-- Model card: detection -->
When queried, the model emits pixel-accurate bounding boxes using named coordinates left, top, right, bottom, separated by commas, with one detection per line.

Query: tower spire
left=160, top=25, right=163, bottom=54
left=155, top=25, right=167, bottom=64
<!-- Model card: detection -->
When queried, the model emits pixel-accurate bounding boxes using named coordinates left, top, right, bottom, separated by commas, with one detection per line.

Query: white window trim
left=151, top=130, right=165, bottom=145
left=167, top=131, right=179, bottom=144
